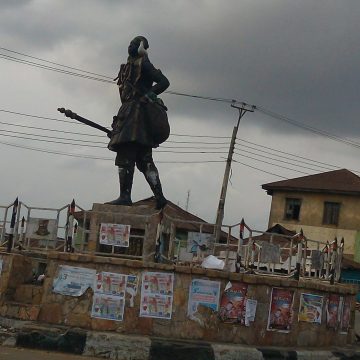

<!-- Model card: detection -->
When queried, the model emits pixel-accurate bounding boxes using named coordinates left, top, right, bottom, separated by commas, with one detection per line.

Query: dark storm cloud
left=1, top=0, right=360, bottom=136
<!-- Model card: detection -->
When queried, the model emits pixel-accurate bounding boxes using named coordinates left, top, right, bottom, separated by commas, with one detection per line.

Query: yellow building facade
left=262, top=169, right=360, bottom=259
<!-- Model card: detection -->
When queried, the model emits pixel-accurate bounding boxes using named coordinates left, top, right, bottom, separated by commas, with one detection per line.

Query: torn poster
left=188, top=279, right=221, bottom=318
left=219, top=282, right=248, bottom=324
left=52, top=265, right=96, bottom=296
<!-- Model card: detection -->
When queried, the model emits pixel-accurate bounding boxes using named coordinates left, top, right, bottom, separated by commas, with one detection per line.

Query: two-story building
left=262, top=169, right=360, bottom=261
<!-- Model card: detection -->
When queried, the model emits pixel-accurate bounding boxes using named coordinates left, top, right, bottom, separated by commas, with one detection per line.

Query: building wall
left=0, top=252, right=356, bottom=348
left=268, top=191, right=360, bottom=253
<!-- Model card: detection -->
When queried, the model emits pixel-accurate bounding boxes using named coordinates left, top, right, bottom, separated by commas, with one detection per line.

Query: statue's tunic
left=108, top=55, right=169, bottom=152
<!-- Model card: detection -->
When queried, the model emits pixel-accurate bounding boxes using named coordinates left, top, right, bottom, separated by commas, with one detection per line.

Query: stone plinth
left=87, top=203, right=161, bottom=258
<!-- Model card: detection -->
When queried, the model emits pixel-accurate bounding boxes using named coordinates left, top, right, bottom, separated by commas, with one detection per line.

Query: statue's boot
left=143, top=163, right=167, bottom=210
left=106, top=166, right=134, bottom=206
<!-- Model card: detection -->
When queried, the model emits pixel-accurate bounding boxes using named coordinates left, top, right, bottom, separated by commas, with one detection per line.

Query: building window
left=323, top=202, right=340, bottom=225
left=284, top=198, right=301, bottom=220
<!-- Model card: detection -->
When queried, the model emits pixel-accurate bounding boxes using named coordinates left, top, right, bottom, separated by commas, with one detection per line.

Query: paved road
left=0, top=347, right=94, bottom=360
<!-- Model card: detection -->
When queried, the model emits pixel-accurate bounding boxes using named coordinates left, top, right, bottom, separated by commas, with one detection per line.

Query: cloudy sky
left=0, top=0, right=360, bottom=231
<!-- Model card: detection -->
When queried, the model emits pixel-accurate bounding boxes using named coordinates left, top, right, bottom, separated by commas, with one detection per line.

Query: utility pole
left=185, top=190, right=190, bottom=211
left=214, top=103, right=254, bottom=242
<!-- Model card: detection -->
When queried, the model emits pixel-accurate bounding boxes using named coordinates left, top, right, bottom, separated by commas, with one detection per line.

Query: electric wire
left=237, top=138, right=342, bottom=170
left=4, top=49, right=360, bottom=152
left=233, top=153, right=310, bottom=175
left=232, top=159, right=289, bottom=180
left=233, top=149, right=329, bottom=174
left=0, top=138, right=225, bottom=164
left=0, top=46, right=113, bottom=79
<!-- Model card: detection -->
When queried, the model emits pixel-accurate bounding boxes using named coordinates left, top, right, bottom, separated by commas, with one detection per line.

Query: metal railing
left=0, top=200, right=345, bottom=282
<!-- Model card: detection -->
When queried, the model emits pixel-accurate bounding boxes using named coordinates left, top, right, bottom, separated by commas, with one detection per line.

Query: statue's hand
left=107, top=130, right=113, bottom=139
left=145, top=91, right=157, bottom=102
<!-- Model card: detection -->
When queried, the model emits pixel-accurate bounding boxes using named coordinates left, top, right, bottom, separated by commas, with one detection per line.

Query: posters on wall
left=188, top=279, right=221, bottom=318
left=326, top=294, right=341, bottom=329
left=91, top=293, right=125, bottom=321
left=94, top=272, right=127, bottom=296
left=340, top=296, right=351, bottom=334
left=219, top=282, right=248, bottom=324
left=186, top=232, right=214, bottom=255
left=267, top=287, right=294, bottom=333
left=25, top=217, right=57, bottom=241
left=99, top=223, right=130, bottom=247
left=298, top=293, right=323, bottom=324
left=140, top=272, right=174, bottom=319
left=245, top=299, right=257, bottom=326
left=91, top=271, right=127, bottom=321
left=52, top=265, right=96, bottom=296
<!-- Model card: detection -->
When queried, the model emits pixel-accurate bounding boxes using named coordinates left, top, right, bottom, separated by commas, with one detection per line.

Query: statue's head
left=128, top=36, right=149, bottom=57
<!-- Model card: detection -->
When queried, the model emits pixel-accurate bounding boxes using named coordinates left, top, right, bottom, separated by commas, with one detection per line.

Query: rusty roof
left=262, top=169, right=360, bottom=196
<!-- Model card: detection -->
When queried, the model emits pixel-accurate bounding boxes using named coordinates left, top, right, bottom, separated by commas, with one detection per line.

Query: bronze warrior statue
left=107, top=36, right=170, bottom=209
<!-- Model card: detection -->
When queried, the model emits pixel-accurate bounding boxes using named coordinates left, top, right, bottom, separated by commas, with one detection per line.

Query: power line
left=233, top=153, right=310, bottom=175
left=237, top=138, right=342, bottom=171
left=0, top=138, right=225, bottom=164
left=0, top=46, right=113, bottom=79
left=2, top=46, right=360, bottom=152
left=256, top=106, right=360, bottom=150
left=233, top=149, right=329, bottom=174
left=232, top=159, right=288, bottom=179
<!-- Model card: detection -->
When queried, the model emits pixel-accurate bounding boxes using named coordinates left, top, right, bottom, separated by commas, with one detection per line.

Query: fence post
left=7, top=197, right=18, bottom=253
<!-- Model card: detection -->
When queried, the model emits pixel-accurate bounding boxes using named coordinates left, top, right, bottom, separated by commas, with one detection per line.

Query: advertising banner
left=298, top=293, right=323, bottom=324
left=326, top=294, right=341, bottom=329
left=188, top=279, right=221, bottom=317
left=99, top=223, right=130, bottom=247
left=267, top=287, right=294, bottom=332
left=140, top=272, right=174, bottom=319
left=219, top=282, right=248, bottom=324
left=53, top=265, right=96, bottom=296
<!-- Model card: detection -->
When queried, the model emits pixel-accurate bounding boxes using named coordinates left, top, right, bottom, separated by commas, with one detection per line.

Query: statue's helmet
left=128, top=36, right=149, bottom=57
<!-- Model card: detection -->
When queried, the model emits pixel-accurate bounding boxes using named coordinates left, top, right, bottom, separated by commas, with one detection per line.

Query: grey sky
left=0, top=0, right=359, bottom=231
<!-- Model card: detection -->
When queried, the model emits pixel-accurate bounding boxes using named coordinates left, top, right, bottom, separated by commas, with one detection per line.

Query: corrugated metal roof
left=262, top=169, right=360, bottom=195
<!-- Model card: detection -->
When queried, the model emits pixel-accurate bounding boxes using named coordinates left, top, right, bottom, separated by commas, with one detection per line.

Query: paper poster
left=187, top=232, right=214, bottom=254
left=326, top=294, right=341, bottom=329
left=188, top=279, right=221, bottom=317
left=219, top=282, right=248, bottom=324
left=126, top=274, right=138, bottom=307
left=260, top=243, right=280, bottom=263
left=52, top=265, right=96, bottom=296
left=267, top=287, right=294, bottom=332
left=94, top=272, right=127, bottom=297
left=91, top=271, right=127, bottom=321
left=91, top=293, right=125, bottom=321
left=99, top=223, right=130, bottom=247
left=140, top=272, right=174, bottom=319
left=245, top=299, right=257, bottom=326
left=298, top=293, right=323, bottom=324
left=340, top=296, right=351, bottom=333
left=25, top=217, right=57, bottom=240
